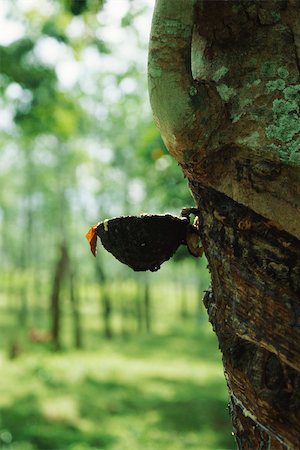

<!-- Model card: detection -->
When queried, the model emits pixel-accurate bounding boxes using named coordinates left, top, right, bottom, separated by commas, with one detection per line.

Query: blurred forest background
left=0, top=0, right=234, bottom=449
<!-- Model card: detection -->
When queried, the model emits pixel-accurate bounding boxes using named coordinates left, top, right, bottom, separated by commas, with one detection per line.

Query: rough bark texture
left=193, top=183, right=300, bottom=449
left=148, top=0, right=300, bottom=448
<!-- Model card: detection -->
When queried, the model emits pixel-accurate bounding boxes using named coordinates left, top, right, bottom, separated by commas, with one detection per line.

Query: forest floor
left=0, top=274, right=234, bottom=450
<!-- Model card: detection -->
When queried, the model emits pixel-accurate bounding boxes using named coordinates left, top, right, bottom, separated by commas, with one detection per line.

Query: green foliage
left=63, top=0, right=105, bottom=16
left=0, top=39, right=57, bottom=91
left=69, top=0, right=88, bottom=15
left=1, top=0, right=183, bottom=279
left=0, top=4, right=230, bottom=449
left=42, top=20, right=69, bottom=42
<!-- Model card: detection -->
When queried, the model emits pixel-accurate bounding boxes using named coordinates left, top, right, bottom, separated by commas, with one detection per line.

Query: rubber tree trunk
left=50, top=242, right=68, bottom=351
left=148, top=1, right=300, bottom=448
left=135, top=281, right=143, bottom=334
left=69, top=268, right=82, bottom=349
left=144, top=277, right=151, bottom=333
left=95, top=257, right=113, bottom=339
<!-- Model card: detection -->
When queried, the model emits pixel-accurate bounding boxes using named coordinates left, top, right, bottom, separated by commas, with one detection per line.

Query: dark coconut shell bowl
left=97, top=214, right=189, bottom=271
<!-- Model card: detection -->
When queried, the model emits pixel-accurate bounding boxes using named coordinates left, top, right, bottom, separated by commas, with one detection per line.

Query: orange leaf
left=86, top=224, right=98, bottom=257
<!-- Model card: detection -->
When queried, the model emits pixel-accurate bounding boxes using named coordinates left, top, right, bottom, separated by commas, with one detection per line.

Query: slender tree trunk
left=69, top=268, right=82, bottom=349
left=32, top=271, right=44, bottom=325
left=144, top=278, right=151, bottom=333
left=120, top=288, right=128, bottom=338
left=135, top=282, right=143, bottom=334
left=50, top=242, right=68, bottom=351
left=179, top=282, right=188, bottom=319
left=95, top=258, right=113, bottom=339
left=148, top=0, right=300, bottom=448
left=102, top=291, right=112, bottom=339
left=18, top=281, right=28, bottom=328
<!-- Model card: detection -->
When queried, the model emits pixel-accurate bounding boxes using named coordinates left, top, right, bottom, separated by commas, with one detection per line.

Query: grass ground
left=0, top=267, right=235, bottom=450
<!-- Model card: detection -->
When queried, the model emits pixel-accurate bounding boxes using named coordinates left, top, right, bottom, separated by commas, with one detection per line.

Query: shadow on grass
left=75, top=375, right=233, bottom=449
left=0, top=394, right=114, bottom=450
left=0, top=372, right=233, bottom=450
left=152, top=377, right=231, bottom=433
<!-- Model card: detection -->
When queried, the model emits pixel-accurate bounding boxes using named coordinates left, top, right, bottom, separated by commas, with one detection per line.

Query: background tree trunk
left=50, top=242, right=68, bottom=351
left=95, top=258, right=113, bottom=339
left=69, top=267, right=82, bottom=349
left=143, top=277, right=152, bottom=334
left=148, top=0, right=300, bottom=448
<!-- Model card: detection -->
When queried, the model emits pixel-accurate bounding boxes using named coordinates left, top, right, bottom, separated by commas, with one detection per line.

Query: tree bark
left=148, top=0, right=300, bottom=448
